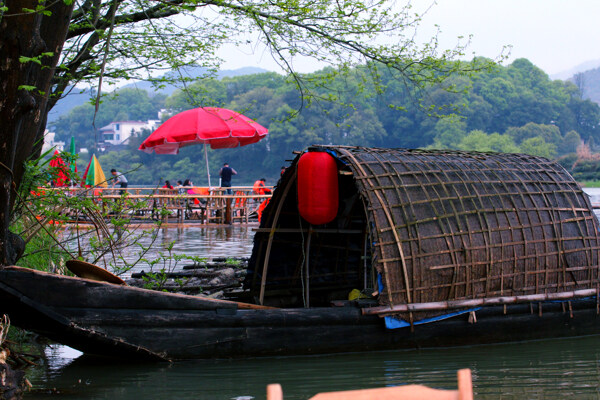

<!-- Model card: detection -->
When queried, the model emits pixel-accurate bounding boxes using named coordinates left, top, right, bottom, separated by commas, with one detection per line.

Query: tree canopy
left=49, top=57, right=600, bottom=187
left=0, top=0, right=490, bottom=265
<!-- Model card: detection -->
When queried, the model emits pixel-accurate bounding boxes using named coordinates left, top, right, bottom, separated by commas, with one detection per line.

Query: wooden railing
left=45, top=186, right=272, bottom=224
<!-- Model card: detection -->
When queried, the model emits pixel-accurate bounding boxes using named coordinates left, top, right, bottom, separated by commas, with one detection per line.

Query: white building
left=100, top=120, right=161, bottom=146
left=42, top=130, right=65, bottom=153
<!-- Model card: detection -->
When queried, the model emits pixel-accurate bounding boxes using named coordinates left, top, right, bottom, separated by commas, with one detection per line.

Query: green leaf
left=19, top=56, right=40, bottom=65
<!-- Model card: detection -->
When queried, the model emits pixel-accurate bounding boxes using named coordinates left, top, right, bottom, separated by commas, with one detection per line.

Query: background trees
left=49, top=57, right=600, bottom=186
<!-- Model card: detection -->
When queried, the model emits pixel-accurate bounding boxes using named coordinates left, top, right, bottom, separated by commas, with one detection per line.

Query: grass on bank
left=579, top=180, right=600, bottom=188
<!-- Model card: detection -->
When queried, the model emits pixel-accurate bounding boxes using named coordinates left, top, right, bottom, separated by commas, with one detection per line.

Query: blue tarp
left=377, top=273, right=480, bottom=329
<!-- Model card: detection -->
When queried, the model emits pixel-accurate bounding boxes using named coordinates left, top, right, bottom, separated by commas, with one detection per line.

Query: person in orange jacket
left=253, top=178, right=272, bottom=195
left=253, top=178, right=272, bottom=221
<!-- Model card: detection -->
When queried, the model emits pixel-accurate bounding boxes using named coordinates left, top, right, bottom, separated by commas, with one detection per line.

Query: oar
left=66, top=259, right=126, bottom=285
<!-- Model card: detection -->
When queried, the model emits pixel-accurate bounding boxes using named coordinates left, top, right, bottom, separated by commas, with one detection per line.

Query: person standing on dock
left=110, top=169, right=128, bottom=195
left=219, top=162, right=237, bottom=195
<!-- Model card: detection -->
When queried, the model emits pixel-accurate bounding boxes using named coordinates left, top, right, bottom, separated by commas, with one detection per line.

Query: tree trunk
left=0, top=0, right=75, bottom=266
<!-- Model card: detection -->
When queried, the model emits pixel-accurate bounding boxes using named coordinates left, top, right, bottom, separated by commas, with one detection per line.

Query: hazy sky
left=218, top=0, right=600, bottom=76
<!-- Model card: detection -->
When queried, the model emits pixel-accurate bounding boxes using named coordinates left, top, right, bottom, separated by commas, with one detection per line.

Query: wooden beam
left=362, top=289, right=598, bottom=315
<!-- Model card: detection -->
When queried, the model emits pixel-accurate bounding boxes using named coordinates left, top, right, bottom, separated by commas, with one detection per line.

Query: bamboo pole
left=204, top=143, right=211, bottom=188
left=362, top=289, right=597, bottom=316
left=304, top=226, right=312, bottom=308
left=258, top=169, right=297, bottom=305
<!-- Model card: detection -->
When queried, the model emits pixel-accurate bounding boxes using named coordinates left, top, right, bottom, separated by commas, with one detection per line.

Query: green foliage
left=456, top=130, right=519, bottom=153
left=1, top=0, right=511, bottom=267
left=429, top=116, right=467, bottom=149
left=225, top=258, right=242, bottom=268
left=519, top=137, right=557, bottom=159
left=50, top=58, right=600, bottom=184
left=506, top=122, right=561, bottom=146
left=571, top=159, right=600, bottom=182
left=578, top=180, right=600, bottom=188
left=556, top=153, right=578, bottom=170
left=9, top=154, right=181, bottom=277
left=38, top=0, right=497, bottom=137
left=560, top=130, right=582, bottom=156
left=19, top=52, right=54, bottom=65
left=138, top=244, right=207, bottom=291
left=13, top=218, right=71, bottom=273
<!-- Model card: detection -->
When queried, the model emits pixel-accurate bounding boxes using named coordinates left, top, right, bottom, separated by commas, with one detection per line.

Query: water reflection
left=583, top=187, right=600, bottom=203
left=61, top=225, right=256, bottom=277
left=156, top=225, right=251, bottom=256
left=26, top=335, right=600, bottom=399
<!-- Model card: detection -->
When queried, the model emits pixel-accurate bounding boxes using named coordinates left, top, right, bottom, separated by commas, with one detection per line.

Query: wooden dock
left=47, top=186, right=272, bottom=225
left=48, top=192, right=600, bottom=226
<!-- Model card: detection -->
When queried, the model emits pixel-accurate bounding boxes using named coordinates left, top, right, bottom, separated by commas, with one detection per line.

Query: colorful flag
left=81, top=154, right=108, bottom=187
left=69, top=136, right=77, bottom=178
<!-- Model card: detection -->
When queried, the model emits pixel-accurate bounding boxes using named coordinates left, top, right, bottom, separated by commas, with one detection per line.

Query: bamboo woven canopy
left=246, top=146, right=600, bottom=311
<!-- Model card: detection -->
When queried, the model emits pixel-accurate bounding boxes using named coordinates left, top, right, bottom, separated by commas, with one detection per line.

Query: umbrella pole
left=204, top=143, right=211, bottom=188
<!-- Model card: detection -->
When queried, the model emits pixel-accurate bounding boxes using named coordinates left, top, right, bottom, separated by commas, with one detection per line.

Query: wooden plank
left=267, top=384, right=283, bottom=400
left=0, top=267, right=274, bottom=310
left=310, top=386, right=459, bottom=400
left=307, top=370, right=471, bottom=400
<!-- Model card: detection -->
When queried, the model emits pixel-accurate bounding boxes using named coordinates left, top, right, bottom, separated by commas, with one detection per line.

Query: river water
left=23, top=189, right=600, bottom=398
left=26, top=335, right=600, bottom=399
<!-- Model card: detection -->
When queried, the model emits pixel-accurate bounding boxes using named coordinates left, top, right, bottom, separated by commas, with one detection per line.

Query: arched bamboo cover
left=332, top=146, right=600, bottom=308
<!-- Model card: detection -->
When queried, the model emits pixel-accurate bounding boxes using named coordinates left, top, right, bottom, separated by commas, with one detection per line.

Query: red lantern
left=297, top=151, right=339, bottom=225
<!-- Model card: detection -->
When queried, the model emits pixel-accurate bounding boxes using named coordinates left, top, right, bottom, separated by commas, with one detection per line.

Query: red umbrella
left=139, top=107, right=268, bottom=187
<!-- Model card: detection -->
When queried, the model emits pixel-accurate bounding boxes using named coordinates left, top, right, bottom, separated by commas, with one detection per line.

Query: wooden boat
left=1, top=266, right=600, bottom=361
left=2, top=146, right=600, bottom=360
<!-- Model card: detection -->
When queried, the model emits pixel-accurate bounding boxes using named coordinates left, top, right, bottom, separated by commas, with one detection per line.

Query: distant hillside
left=548, top=59, right=600, bottom=105
left=551, top=59, right=600, bottom=81
left=118, top=66, right=268, bottom=96
left=47, top=87, right=95, bottom=124
left=569, top=67, right=600, bottom=105
left=47, top=66, right=268, bottom=124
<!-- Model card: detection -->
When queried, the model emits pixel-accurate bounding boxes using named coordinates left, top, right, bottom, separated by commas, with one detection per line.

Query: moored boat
left=1, top=266, right=600, bottom=361
left=1, top=146, right=600, bottom=360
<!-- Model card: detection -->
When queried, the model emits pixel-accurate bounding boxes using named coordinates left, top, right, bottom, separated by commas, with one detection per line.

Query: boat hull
left=1, top=266, right=599, bottom=360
